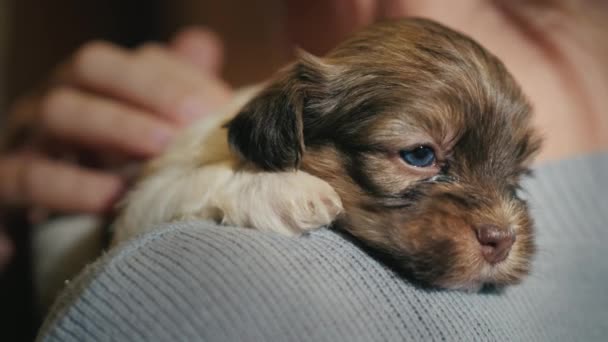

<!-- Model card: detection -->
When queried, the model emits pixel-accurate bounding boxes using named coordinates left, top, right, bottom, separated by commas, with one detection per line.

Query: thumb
left=170, top=27, right=224, bottom=75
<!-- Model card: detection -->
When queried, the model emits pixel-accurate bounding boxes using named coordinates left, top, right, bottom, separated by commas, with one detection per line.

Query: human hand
left=0, top=27, right=232, bottom=218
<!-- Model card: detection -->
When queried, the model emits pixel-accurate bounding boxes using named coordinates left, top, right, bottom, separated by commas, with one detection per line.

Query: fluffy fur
left=114, top=18, right=541, bottom=290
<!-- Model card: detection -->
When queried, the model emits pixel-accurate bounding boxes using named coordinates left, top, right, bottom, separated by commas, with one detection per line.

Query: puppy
left=114, top=18, right=541, bottom=290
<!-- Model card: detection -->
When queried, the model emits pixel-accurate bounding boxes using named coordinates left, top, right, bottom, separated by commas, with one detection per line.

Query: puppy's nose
left=475, top=224, right=515, bottom=265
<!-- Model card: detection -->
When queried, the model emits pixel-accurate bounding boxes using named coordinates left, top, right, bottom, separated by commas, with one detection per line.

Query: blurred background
left=0, top=1, right=291, bottom=340
left=1, top=0, right=292, bottom=106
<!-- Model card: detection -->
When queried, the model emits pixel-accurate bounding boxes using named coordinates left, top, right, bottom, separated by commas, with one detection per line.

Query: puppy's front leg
left=216, top=168, right=343, bottom=236
left=113, top=161, right=343, bottom=244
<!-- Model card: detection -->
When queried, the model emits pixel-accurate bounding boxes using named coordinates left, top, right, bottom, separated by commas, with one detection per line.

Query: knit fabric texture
left=38, top=154, right=608, bottom=342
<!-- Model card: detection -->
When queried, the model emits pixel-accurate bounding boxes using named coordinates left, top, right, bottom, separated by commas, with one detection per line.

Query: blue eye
left=400, top=146, right=436, bottom=167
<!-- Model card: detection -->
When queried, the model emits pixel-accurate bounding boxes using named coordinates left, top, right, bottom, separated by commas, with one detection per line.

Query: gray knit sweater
left=39, top=154, right=608, bottom=342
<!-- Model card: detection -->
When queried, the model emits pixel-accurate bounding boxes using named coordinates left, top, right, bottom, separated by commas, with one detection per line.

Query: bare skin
left=1, top=0, right=607, bottom=267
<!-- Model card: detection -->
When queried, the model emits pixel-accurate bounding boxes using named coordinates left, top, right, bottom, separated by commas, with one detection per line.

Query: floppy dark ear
left=227, top=50, right=330, bottom=171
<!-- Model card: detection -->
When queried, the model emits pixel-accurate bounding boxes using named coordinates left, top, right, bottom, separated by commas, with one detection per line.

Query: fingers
left=0, top=33, right=232, bottom=217
left=41, top=87, right=176, bottom=157
left=70, top=41, right=231, bottom=124
left=170, top=27, right=224, bottom=74
left=0, top=154, right=124, bottom=213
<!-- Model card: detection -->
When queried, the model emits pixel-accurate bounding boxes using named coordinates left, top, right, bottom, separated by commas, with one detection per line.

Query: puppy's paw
left=217, top=170, right=343, bottom=235
left=276, top=171, right=343, bottom=233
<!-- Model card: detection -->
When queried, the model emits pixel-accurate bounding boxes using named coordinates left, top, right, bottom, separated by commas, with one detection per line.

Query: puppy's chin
left=355, top=221, right=534, bottom=291
left=333, top=188, right=536, bottom=291
left=355, top=230, right=534, bottom=291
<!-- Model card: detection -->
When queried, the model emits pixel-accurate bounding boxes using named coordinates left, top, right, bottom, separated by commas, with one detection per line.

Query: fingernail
left=177, top=97, right=207, bottom=123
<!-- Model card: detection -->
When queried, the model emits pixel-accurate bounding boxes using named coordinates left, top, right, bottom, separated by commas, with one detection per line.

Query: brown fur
left=228, top=18, right=541, bottom=289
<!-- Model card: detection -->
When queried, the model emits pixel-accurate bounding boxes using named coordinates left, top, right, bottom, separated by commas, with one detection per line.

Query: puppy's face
left=228, top=19, right=541, bottom=290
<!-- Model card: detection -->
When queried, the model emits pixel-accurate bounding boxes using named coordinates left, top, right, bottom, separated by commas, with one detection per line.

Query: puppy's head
left=228, top=18, right=541, bottom=290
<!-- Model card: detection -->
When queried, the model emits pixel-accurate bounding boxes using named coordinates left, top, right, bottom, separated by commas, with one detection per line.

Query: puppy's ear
left=227, top=50, right=332, bottom=171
